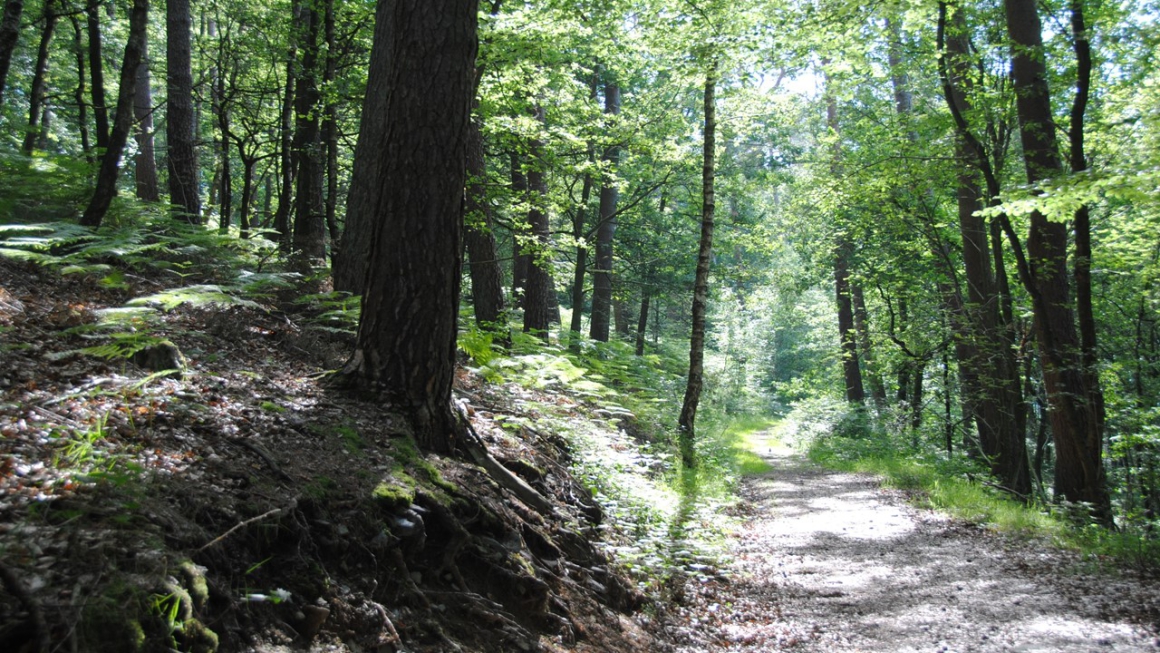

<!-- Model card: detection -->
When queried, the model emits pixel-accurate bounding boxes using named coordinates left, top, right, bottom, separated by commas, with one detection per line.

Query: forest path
left=656, top=429, right=1158, bottom=652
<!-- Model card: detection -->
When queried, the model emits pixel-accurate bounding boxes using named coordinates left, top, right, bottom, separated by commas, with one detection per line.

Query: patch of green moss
left=337, top=425, right=366, bottom=455
left=259, top=401, right=286, bottom=413
left=372, top=478, right=415, bottom=510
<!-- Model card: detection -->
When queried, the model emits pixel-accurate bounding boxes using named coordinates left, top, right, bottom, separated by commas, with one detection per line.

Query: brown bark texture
left=133, top=44, right=159, bottom=201
left=343, top=0, right=479, bottom=453
left=332, top=0, right=389, bottom=293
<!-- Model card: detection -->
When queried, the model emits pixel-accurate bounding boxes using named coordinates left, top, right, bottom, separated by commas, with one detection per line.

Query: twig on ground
left=196, top=498, right=297, bottom=554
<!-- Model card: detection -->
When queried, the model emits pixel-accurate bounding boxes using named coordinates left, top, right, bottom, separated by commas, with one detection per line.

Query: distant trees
left=81, top=0, right=150, bottom=227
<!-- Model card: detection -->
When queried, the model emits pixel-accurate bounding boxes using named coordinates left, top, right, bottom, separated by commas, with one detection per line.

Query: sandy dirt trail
left=657, top=430, right=1159, bottom=652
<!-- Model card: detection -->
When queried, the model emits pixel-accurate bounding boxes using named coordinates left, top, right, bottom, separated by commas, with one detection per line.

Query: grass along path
left=654, top=427, right=1158, bottom=652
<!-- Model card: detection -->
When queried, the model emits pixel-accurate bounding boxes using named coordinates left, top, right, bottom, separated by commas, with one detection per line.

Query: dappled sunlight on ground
left=655, top=429, right=1159, bottom=652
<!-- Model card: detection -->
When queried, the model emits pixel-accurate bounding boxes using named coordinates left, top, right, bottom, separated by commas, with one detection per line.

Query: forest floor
left=654, top=429, right=1160, bottom=652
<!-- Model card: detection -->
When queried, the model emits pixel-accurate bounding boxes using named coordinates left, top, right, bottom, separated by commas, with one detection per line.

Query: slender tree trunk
left=22, top=0, right=58, bottom=154
left=568, top=79, right=598, bottom=344
left=166, top=0, right=199, bottom=222
left=678, top=64, right=717, bottom=468
left=465, top=116, right=506, bottom=327
left=942, top=5, right=1031, bottom=496
left=824, top=72, right=864, bottom=403
left=341, top=0, right=479, bottom=453
left=80, top=0, right=149, bottom=227
left=0, top=0, right=26, bottom=108
left=87, top=3, right=109, bottom=150
left=510, top=152, right=530, bottom=307
left=590, top=81, right=621, bottom=342
left=1005, top=0, right=1111, bottom=521
left=273, top=10, right=299, bottom=250
left=133, top=44, right=159, bottom=201
left=333, top=0, right=387, bottom=293
left=292, top=0, right=326, bottom=259
left=522, top=105, right=554, bottom=339
left=635, top=292, right=649, bottom=356
left=568, top=217, right=589, bottom=342
left=853, top=285, right=886, bottom=404
left=239, top=156, right=255, bottom=237
left=214, top=62, right=232, bottom=232
left=68, top=16, right=91, bottom=160
left=322, top=0, right=339, bottom=256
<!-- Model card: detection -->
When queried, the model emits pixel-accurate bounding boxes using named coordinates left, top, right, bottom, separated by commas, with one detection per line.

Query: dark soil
left=0, top=257, right=653, bottom=652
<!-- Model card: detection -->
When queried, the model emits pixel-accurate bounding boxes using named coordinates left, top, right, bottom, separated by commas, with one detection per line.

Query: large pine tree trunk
left=678, top=65, right=717, bottom=468
left=342, top=0, right=478, bottom=453
left=332, top=0, right=388, bottom=293
left=465, top=117, right=507, bottom=327
left=22, top=0, right=58, bottom=154
left=80, top=0, right=149, bottom=227
left=590, top=81, right=621, bottom=342
left=0, top=0, right=24, bottom=107
left=1004, top=0, right=1110, bottom=520
left=522, top=106, right=554, bottom=339
left=166, top=0, right=200, bottom=222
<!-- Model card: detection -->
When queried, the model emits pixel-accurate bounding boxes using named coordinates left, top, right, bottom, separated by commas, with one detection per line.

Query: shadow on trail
left=715, top=447, right=1153, bottom=653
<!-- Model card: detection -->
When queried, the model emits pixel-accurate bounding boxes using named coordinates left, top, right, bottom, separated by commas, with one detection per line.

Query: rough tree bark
left=341, top=0, right=479, bottom=453
left=678, top=63, right=717, bottom=469
left=166, top=0, right=200, bottom=222
left=332, top=0, right=389, bottom=293
left=80, top=0, right=149, bottom=227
